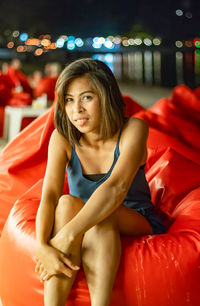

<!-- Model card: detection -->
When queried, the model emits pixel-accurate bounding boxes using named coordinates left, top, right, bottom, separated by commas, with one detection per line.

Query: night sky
left=0, top=0, right=200, bottom=40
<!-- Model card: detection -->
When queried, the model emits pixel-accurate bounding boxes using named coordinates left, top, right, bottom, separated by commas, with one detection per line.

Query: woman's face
left=64, top=76, right=101, bottom=135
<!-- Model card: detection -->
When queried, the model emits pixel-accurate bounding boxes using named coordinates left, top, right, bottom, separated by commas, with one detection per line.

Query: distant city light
left=56, top=38, right=65, bottom=48
left=185, top=12, right=192, bottom=19
left=98, top=37, right=105, bottom=44
left=128, top=38, right=135, bottom=45
left=35, top=48, right=43, bottom=56
left=122, top=40, right=129, bottom=47
left=144, top=38, right=152, bottom=46
left=176, top=9, right=183, bottom=16
left=92, top=42, right=102, bottom=49
left=185, top=40, right=193, bottom=47
left=86, top=38, right=93, bottom=46
left=4, top=29, right=12, bottom=36
left=25, top=38, right=40, bottom=46
left=41, top=39, right=51, bottom=47
left=7, top=42, right=14, bottom=48
left=113, top=37, right=121, bottom=44
left=134, top=38, right=142, bottom=45
left=104, top=39, right=114, bottom=49
left=175, top=41, right=183, bottom=48
left=108, top=36, right=114, bottom=42
left=20, top=33, right=28, bottom=42
left=67, top=41, right=76, bottom=50
left=13, top=30, right=20, bottom=38
left=60, top=35, right=68, bottom=41
left=68, top=36, right=75, bottom=41
left=153, top=38, right=161, bottom=46
left=75, top=38, right=84, bottom=47
left=17, top=46, right=24, bottom=52
left=194, top=40, right=200, bottom=48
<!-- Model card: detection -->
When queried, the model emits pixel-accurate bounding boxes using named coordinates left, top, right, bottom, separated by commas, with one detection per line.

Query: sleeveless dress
left=66, top=132, right=165, bottom=234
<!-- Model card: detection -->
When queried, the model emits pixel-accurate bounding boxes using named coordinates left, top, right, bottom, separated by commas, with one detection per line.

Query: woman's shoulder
left=49, top=129, right=72, bottom=160
left=122, top=117, right=149, bottom=138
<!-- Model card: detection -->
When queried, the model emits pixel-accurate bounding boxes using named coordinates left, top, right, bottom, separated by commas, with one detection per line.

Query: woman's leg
left=81, top=216, right=121, bottom=306
left=43, top=195, right=84, bottom=306
left=81, top=204, right=152, bottom=306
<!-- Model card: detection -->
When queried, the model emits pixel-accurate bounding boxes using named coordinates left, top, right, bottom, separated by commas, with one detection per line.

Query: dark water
left=2, top=47, right=200, bottom=89
left=91, top=49, right=200, bottom=89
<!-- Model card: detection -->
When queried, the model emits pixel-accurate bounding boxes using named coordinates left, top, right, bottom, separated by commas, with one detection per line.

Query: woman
left=35, top=58, right=165, bottom=306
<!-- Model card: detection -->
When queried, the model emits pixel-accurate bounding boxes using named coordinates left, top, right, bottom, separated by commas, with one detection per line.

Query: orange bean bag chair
left=0, top=87, right=200, bottom=306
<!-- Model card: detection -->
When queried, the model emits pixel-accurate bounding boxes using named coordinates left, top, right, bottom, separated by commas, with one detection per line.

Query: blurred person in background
left=34, top=62, right=62, bottom=102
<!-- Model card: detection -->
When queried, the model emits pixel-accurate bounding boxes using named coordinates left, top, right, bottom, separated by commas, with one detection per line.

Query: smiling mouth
left=74, top=118, right=88, bottom=126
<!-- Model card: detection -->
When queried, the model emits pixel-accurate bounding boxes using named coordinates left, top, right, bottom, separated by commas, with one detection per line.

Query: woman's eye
left=83, top=95, right=92, bottom=100
left=65, top=98, right=73, bottom=103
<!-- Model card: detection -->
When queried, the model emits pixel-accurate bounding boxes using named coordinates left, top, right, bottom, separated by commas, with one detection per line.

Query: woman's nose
left=73, top=99, right=83, bottom=112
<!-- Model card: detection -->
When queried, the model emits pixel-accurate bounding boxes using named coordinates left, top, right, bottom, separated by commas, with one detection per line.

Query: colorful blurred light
left=185, top=40, right=193, bottom=47
left=153, top=38, right=161, bottom=46
left=113, top=37, right=121, bottom=44
left=75, top=38, right=84, bottom=47
left=20, top=33, right=28, bottom=42
left=176, top=9, right=183, bottom=16
left=67, top=41, right=76, bottom=50
left=193, top=39, right=200, bottom=48
left=56, top=38, right=65, bottom=48
left=41, top=39, right=51, bottom=47
left=144, top=38, right=152, bottom=46
left=104, top=39, right=114, bottom=49
left=195, top=41, right=200, bottom=48
left=25, top=38, right=40, bottom=46
left=185, top=12, right=192, bottom=19
left=35, top=48, right=43, bottom=56
left=128, top=38, right=135, bottom=45
left=175, top=41, right=183, bottom=48
left=7, top=42, right=14, bottom=48
left=12, top=30, right=20, bottom=38
left=134, top=38, right=142, bottom=45
left=17, top=46, right=24, bottom=52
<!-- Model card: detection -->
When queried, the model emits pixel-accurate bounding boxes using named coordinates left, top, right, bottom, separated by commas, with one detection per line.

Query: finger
left=61, top=254, right=80, bottom=271
left=40, top=271, right=48, bottom=282
left=58, top=262, right=73, bottom=278
left=35, top=261, right=41, bottom=273
left=39, top=264, right=45, bottom=274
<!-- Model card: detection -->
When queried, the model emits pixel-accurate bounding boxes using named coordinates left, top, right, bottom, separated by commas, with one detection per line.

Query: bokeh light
left=176, top=9, right=183, bottom=16
left=56, top=38, right=65, bottom=48
left=20, top=33, right=28, bottom=42
left=175, top=41, right=183, bottom=48
left=7, top=42, right=14, bottom=48
left=34, top=48, right=43, bottom=56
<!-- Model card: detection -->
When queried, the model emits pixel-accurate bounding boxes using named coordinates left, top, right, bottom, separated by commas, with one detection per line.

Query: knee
left=55, top=195, right=84, bottom=219
left=86, top=216, right=119, bottom=239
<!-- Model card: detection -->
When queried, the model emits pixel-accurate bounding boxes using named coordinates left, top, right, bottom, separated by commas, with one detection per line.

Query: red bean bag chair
left=0, top=73, right=33, bottom=137
left=7, top=66, right=33, bottom=96
left=0, top=88, right=200, bottom=306
left=33, top=77, right=57, bottom=101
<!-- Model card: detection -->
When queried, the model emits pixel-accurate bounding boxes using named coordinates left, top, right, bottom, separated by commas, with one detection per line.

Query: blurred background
left=0, top=0, right=200, bottom=147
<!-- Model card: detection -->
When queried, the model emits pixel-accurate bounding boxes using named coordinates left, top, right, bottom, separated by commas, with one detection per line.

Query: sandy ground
left=119, top=82, right=172, bottom=108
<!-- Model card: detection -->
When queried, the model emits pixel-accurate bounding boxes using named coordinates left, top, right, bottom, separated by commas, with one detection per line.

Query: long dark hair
left=54, top=58, right=126, bottom=145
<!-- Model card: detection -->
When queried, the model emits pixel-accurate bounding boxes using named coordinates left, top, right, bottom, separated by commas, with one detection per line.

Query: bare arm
left=35, top=130, right=80, bottom=279
left=56, top=118, right=149, bottom=240
left=35, top=129, right=69, bottom=247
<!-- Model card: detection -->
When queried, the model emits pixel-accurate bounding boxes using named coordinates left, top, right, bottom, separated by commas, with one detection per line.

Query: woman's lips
left=74, top=117, right=88, bottom=126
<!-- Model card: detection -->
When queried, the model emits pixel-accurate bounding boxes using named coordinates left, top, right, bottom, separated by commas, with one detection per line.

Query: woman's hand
left=49, top=226, right=83, bottom=255
left=35, top=244, right=80, bottom=282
